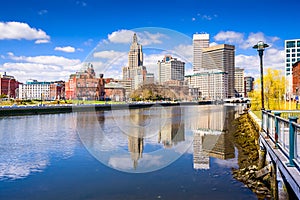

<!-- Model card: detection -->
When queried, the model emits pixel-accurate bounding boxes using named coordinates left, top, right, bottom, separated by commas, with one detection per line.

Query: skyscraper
left=157, top=55, right=185, bottom=84
left=234, top=67, right=244, bottom=97
left=202, top=44, right=235, bottom=98
left=193, top=33, right=209, bottom=73
left=285, top=39, right=300, bottom=96
left=122, top=33, right=147, bottom=90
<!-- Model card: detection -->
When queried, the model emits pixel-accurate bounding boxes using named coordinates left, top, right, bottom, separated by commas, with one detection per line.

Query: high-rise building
left=122, top=33, right=147, bottom=91
left=202, top=44, right=235, bottom=98
left=157, top=55, right=185, bottom=84
left=193, top=33, right=209, bottom=73
left=234, top=67, right=244, bottom=97
left=285, top=39, right=300, bottom=96
left=244, top=76, right=254, bottom=97
left=185, top=70, right=228, bottom=100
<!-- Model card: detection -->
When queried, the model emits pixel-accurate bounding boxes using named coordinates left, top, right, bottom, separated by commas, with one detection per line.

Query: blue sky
left=0, top=0, right=298, bottom=82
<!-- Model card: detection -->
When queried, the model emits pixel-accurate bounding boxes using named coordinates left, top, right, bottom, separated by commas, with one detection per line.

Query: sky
left=0, top=0, right=299, bottom=83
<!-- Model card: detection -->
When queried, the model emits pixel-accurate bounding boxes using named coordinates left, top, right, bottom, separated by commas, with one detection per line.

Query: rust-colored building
left=65, top=63, right=105, bottom=100
left=104, top=82, right=126, bottom=101
left=0, top=73, right=20, bottom=99
left=50, top=81, right=65, bottom=100
left=293, top=61, right=300, bottom=94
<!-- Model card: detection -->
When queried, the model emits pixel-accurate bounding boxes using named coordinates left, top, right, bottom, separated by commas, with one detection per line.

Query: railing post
left=287, top=116, right=298, bottom=167
left=261, top=109, right=265, bottom=132
left=266, top=110, right=271, bottom=137
left=274, top=112, right=281, bottom=148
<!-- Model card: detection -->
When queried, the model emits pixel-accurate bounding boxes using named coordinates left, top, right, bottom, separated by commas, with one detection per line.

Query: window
left=287, top=41, right=296, bottom=48
left=287, top=49, right=290, bottom=53
left=287, top=58, right=290, bottom=62
left=297, top=41, right=300, bottom=47
left=287, top=54, right=290, bottom=57
left=297, top=49, right=300, bottom=52
left=298, top=53, right=300, bottom=57
left=287, top=63, right=290, bottom=67
left=292, top=58, right=296, bottom=62
left=292, top=49, right=296, bottom=52
left=292, top=54, right=296, bottom=57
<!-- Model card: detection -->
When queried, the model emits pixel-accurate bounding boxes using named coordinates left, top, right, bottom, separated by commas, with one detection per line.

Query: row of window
left=286, top=57, right=300, bottom=62
left=286, top=53, right=300, bottom=57
left=286, top=41, right=300, bottom=48
left=286, top=48, right=300, bottom=53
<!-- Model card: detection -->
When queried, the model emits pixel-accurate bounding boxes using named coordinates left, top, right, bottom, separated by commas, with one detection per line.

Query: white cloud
left=214, top=31, right=244, bottom=44
left=8, top=52, right=80, bottom=66
left=0, top=22, right=50, bottom=43
left=172, top=44, right=193, bottom=63
left=214, top=31, right=280, bottom=50
left=107, top=29, right=167, bottom=45
left=38, top=10, right=48, bottom=15
left=4, top=53, right=82, bottom=82
left=35, top=39, right=50, bottom=44
left=54, top=46, right=76, bottom=53
left=108, top=29, right=135, bottom=44
left=93, top=50, right=126, bottom=60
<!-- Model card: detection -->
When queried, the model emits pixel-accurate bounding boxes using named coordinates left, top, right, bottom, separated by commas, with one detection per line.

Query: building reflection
left=127, top=107, right=185, bottom=169
left=190, top=106, right=241, bottom=170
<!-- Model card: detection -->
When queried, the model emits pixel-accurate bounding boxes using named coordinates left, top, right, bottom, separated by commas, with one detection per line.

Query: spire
left=133, top=33, right=138, bottom=43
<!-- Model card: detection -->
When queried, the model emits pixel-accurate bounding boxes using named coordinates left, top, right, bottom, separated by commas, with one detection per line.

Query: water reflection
left=77, top=105, right=244, bottom=173
left=0, top=114, right=78, bottom=180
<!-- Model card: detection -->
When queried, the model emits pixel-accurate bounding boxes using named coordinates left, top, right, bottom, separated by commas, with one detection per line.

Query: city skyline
left=0, top=0, right=298, bottom=83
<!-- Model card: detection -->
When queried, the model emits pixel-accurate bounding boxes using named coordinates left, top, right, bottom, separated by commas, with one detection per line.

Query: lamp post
left=253, top=41, right=269, bottom=110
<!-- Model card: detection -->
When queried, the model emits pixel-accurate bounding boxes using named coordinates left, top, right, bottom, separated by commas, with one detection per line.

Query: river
left=0, top=104, right=257, bottom=200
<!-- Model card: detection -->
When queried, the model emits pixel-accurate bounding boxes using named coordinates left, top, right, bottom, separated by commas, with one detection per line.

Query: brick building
left=0, top=73, right=20, bottom=99
left=65, top=63, right=105, bottom=100
left=292, top=61, right=300, bottom=94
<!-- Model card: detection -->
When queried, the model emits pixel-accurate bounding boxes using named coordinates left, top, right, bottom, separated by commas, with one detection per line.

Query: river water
left=0, top=105, right=257, bottom=200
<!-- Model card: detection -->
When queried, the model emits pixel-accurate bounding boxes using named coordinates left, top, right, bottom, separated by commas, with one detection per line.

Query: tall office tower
left=122, top=33, right=147, bottom=90
left=157, top=55, right=185, bottom=84
left=285, top=39, right=300, bottom=97
left=202, top=44, right=235, bottom=98
left=193, top=33, right=209, bottom=73
left=244, top=76, right=254, bottom=97
left=234, top=67, right=245, bottom=97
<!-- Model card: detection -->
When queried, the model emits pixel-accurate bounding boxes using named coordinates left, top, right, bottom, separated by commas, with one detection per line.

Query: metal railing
left=262, top=110, right=300, bottom=167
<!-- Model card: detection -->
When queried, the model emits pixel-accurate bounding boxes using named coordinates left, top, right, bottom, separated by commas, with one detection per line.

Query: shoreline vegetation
left=232, top=112, right=272, bottom=199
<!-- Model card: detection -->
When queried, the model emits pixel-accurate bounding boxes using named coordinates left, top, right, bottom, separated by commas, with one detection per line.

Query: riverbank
left=0, top=101, right=214, bottom=116
left=231, top=112, right=272, bottom=199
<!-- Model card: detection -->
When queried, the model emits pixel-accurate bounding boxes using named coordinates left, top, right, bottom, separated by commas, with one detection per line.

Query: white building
left=285, top=39, right=300, bottom=96
left=193, top=33, right=209, bottom=73
left=19, top=80, right=51, bottom=100
left=185, top=70, right=228, bottom=100
left=157, top=55, right=185, bottom=84
left=234, top=67, right=244, bottom=97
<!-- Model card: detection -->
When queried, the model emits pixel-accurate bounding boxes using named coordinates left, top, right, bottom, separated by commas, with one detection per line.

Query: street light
left=253, top=41, right=269, bottom=110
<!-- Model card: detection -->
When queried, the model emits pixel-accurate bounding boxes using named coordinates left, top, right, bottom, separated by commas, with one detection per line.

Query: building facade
left=65, top=63, right=105, bottom=100
left=202, top=44, right=235, bottom=98
left=0, top=73, right=19, bottom=99
left=234, top=67, right=244, bottom=97
left=158, top=55, right=185, bottom=84
left=244, top=76, right=254, bottom=97
left=19, top=80, right=51, bottom=100
left=193, top=33, right=209, bottom=73
left=292, top=61, right=300, bottom=95
left=285, top=39, right=300, bottom=97
left=122, top=33, right=147, bottom=91
left=185, top=70, right=228, bottom=100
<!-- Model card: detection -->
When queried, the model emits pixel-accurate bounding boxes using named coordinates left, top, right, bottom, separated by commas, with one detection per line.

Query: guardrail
left=262, top=110, right=300, bottom=168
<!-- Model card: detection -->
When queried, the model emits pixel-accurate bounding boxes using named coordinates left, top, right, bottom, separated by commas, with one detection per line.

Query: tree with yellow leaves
left=249, top=68, right=287, bottom=110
